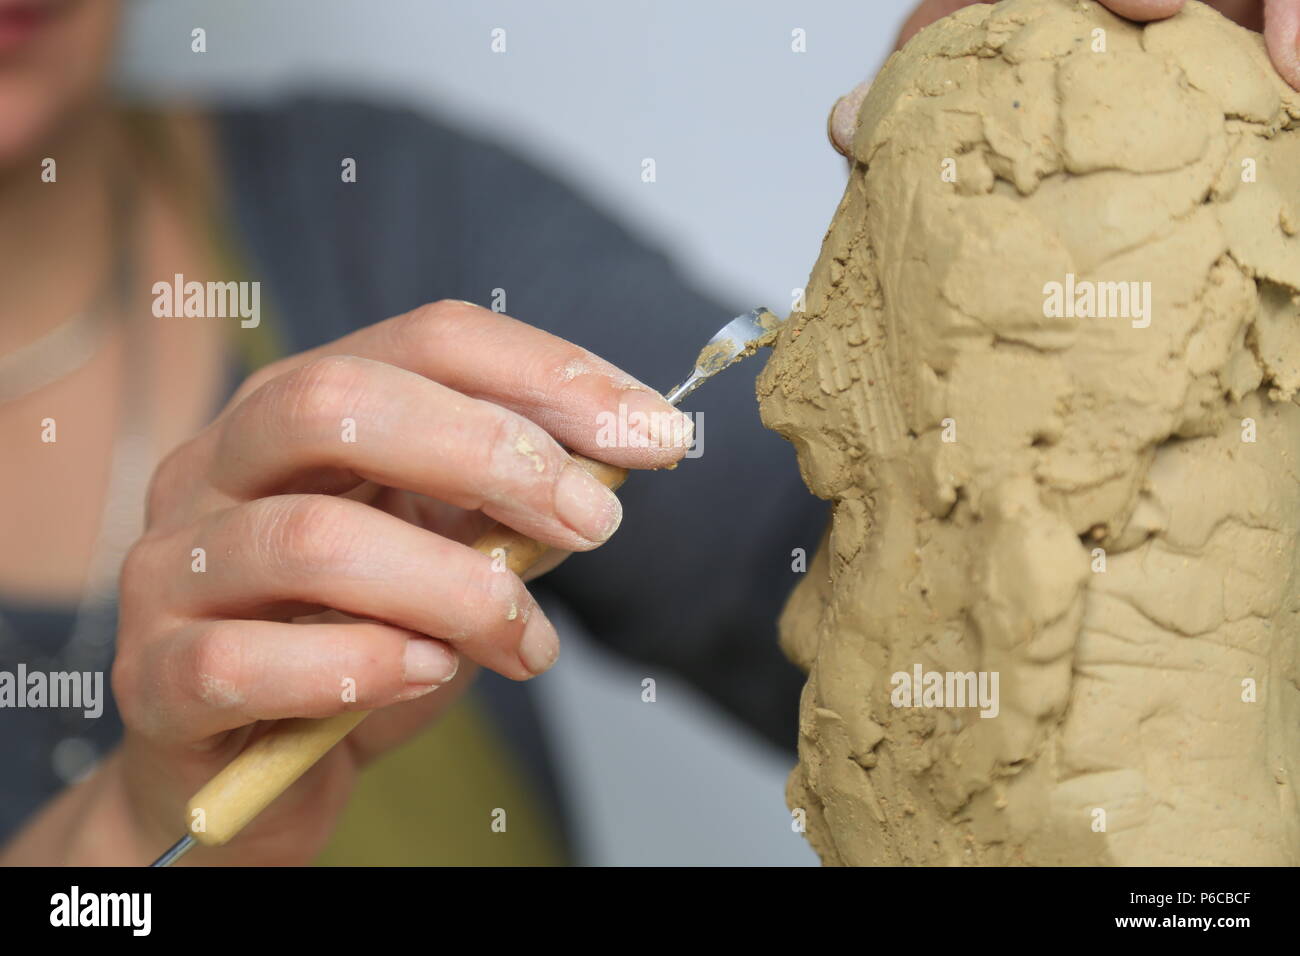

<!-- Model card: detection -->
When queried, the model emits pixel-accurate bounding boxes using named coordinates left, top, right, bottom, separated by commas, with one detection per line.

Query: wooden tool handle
left=186, top=453, right=628, bottom=848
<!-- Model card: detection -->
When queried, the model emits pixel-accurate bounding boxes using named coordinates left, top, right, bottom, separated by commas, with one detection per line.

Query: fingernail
left=555, top=461, right=622, bottom=543
left=623, top=391, right=692, bottom=450
left=671, top=411, right=695, bottom=449
left=404, top=639, right=459, bottom=685
left=519, top=611, right=561, bottom=676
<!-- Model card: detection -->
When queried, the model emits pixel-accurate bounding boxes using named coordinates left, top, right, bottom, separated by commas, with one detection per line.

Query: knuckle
left=475, top=411, right=526, bottom=493
left=475, top=409, right=560, bottom=499
left=410, top=298, right=468, bottom=327
left=395, top=301, right=450, bottom=342
left=254, top=495, right=360, bottom=576
left=182, top=624, right=247, bottom=710
left=413, top=299, right=457, bottom=321
left=456, top=558, right=528, bottom=643
left=110, top=653, right=142, bottom=725
left=117, top=536, right=160, bottom=615
left=391, top=300, right=477, bottom=354
left=227, top=355, right=293, bottom=407
left=113, top=541, right=172, bottom=729
left=544, top=346, right=598, bottom=387
left=262, top=356, right=372, bottom=437
left=144, top=442, right=195, bottom=525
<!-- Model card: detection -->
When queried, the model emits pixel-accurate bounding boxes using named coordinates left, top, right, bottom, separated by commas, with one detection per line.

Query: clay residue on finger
left=558, top=354, right=650, bottom=395
left=513, top=433, right=546, bottom=473
left=198, top=673, right=245, bottom=709
left=559, top=358, right=593, bottom=382
left=759, top=0, right=1300, bottom=867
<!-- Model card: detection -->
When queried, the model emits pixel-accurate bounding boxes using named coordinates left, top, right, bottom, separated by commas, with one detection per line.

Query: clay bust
left=758, top=0, right=1300, bottom=865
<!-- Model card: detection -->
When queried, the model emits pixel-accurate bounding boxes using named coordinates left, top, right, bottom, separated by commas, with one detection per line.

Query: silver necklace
left=0, top=308, right=114, bottom=406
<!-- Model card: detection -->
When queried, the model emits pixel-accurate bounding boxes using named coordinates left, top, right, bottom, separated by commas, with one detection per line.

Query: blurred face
left=0, top=0, right=120, bottom=165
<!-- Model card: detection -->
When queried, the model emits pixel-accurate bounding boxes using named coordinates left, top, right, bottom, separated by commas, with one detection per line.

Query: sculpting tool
left=150, top=307, right=783, bottom=866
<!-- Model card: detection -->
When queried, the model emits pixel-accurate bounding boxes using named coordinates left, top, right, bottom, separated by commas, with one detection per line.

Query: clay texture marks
left=758, top=0, right=1300, bottom=865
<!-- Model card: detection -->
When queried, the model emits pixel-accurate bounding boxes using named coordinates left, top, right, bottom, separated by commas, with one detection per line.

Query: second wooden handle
left=185, top=453, right=629, bottom=847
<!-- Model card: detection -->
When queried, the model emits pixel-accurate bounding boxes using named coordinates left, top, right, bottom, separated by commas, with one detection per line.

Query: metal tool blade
left=663, top=307, right=783, bottom=406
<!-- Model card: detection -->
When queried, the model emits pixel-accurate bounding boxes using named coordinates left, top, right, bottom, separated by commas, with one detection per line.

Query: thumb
left=1264, top=0, right=1300, bottom=89
left=829, top=0, right=990, bottom=155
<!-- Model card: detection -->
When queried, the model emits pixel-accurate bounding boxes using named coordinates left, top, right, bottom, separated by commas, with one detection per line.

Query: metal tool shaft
left=151, top=835, right=195, bottom=867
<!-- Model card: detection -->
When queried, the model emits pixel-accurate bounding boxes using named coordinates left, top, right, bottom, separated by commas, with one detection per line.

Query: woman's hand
left=103, top=299, right=689, bottom=865
left=829, top=0, right=1300, bottom=153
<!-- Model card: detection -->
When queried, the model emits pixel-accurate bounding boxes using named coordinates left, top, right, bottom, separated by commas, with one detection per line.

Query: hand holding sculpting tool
left=150, top=307, right=783, bottom=866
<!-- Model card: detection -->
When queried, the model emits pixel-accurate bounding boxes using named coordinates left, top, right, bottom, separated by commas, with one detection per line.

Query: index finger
left=227, top=299, right=693, bottom=471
